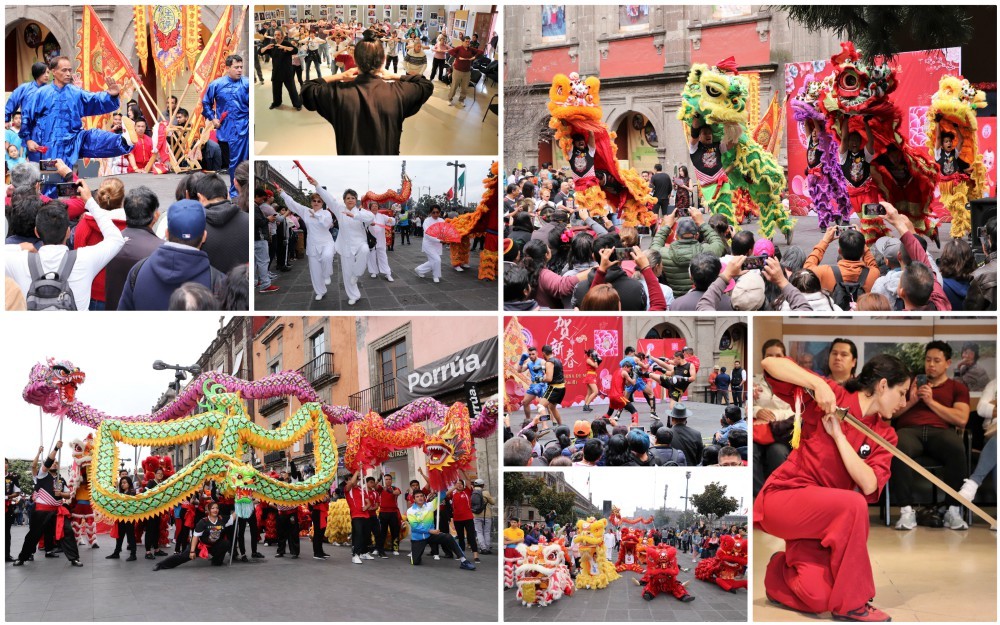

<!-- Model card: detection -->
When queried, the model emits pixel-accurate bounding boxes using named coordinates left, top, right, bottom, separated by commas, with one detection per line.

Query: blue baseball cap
left=167, top=199, right=206, bottom=241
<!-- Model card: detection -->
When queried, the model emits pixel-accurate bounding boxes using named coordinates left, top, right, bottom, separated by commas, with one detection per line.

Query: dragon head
left=826, top=41, right=896, bottom=114
left=515, top=537, right=573, bottom=606
left=24, top=358, right=86, bottom=415
left=423, top=404, right=474, bottom=490
left=645, top=544, right=678, bottom=576
left=225, top=463, right=260, bottom=518
left=677, top=61, right=749, bottom=127
left=548, top=72, right=602, bottom=122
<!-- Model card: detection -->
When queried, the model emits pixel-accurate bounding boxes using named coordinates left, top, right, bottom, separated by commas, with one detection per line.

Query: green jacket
left=650, top=223, right=725, bottom=295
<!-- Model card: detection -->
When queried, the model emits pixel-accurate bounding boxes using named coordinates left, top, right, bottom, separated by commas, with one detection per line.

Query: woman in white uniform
left=308, top=174, right=374, bottom=305
left=415, top=204, right=444, bottom=283
left=276, top=186, right=335, bottom=301
left=367, top=203, right=397, bottom=281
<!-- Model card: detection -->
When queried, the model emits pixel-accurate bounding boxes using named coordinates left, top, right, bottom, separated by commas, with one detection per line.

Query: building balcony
left=298, top=352, right=339, bottom=387
left=259, top=395, right=288, bottom=415
left=304, top=441, right=314, bottom=454
left=263, top=450, right=285, bottom=465
left=348, top=378, right=399, bottom=415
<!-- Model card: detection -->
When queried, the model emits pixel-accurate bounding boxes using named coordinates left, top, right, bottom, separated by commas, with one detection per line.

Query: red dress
left=754, top=360, right=895, bottom=615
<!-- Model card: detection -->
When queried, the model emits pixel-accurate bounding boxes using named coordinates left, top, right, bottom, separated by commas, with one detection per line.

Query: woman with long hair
left=755, top=353, right=911, bottom=621
left=301, top=29, right=433, bottom=154
left=673, top=165, right=693, bottom=212
left=105, top=476, right=137, bottom=561
left=938, top=238, right=976, bottom=311
left=582, top=349, right=601, bottom=412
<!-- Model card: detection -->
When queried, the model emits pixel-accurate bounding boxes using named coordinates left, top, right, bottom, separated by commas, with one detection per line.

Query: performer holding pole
left=203, top=55, right=250, bottom=197
left=755, top=353, right=911, bottom=622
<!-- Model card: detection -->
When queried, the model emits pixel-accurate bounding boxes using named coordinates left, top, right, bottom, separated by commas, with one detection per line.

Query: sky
left=561, top=468, right=750, bottom=517
left=268, top=158, right=494, bottom=205
left=3, top=315, right=228, bottom=468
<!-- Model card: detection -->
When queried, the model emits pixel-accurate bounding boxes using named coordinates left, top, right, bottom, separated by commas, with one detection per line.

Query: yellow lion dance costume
left=677, top=59, right=794, bottom=240
left=325, top=498, right=352, bottom=544
left=572, top=517, right=620, bottom=590
left=925, top=76, right=989, bottom=239
left=548, top=73, right=655, bottom=227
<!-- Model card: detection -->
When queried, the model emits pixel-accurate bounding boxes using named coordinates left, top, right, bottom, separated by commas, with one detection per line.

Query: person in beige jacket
left=471, top=478, right=495, bottom=555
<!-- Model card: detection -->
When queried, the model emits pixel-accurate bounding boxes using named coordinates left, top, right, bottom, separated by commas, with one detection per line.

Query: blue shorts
left=632, top=377, right=647, bottom=393
left=527, top=383, right=547, bottom=397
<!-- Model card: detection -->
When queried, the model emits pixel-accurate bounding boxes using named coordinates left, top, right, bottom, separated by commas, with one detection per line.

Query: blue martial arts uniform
left=202, top=75, right=250, bottom=198
left=526, top=359, right=548, bottom=397
left=20, top=83, right=130, bottom=196
left=5, top=80, right=43, bottom=122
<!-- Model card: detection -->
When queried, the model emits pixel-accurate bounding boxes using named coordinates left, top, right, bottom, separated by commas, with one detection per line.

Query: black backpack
left=470, top=489, right=486, bottom=514
left=26, top=251, right=78, bottom=311
left=830, top=265, right=869, bottom=311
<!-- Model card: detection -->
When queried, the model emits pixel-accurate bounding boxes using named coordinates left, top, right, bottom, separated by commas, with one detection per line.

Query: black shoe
left=126, top=553, right=137, bottom=562
left=269, top=103, right=280, bottom=110
left=45, top=552, right=59, bottom=558
left=378, top=552, right=388, bottom=559
left=145, top=553, right=155, bottom=560
left=681, top=595, right=696, bottom=602
left=240, top=555, right=249, bottom=563
left=27, top=555, right=33, bottom=561
left=252, top=552, right=265, bottom=559
left=70, top=560, right=83, bottom=567
left=154, top=550, right=168, bottom=556
left=275, top=553, right=284, bottom=558
left=291, top=554, right=298, bottom=559
left=91, top=543, right=99, bottom=549
left=12, top=560, right=24, bottom=566
left=106, top=552, right=121, bottom=560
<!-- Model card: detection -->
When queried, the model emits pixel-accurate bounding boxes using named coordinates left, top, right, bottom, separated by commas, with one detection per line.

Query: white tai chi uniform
left=280, top=190, right=334, bottom=298
left=415, top=215, right=444, bottom=280
left=316, top=186, right=374, bottom=303
left=367, top=212, right=396, bottom=278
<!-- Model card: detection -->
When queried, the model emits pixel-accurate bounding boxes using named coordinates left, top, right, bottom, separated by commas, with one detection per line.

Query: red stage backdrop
left=515, top=316, right=623, bottom=407
left=785, top=47, right=997, bottom=211
left=635, top=338, right=686, bottom=399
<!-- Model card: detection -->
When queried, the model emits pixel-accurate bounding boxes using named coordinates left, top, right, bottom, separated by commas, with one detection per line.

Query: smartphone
left=614, top=247, right=632, bottom=262
left=862, top=203, right=886, bottom=217
left=915, top=374, right=929, bottom=387
left=833, top=224, right=857, bottom=238
left=978, top=226, right=989, bottom=242
left=741, top=254, right=768, bottom=271
left=674, top=207, right=688, bottom=217
left=55, top=181, right=80, bottom=197
left=565, top=197, right=575, bottom=210
left=539, top=413, right=551, bottom=422
left=39, top=159, right=58, bottom=172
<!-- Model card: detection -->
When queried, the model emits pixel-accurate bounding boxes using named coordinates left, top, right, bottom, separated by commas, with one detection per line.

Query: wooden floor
left=753, top=508, right=997, bottom=622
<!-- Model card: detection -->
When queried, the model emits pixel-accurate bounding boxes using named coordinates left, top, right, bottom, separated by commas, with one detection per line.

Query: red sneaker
left=258, top=285, right=280, bottom=293
left=833, top=603, right=892, bottom=622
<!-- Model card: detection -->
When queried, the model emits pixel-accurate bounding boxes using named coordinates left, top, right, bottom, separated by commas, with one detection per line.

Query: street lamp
left=683, top=470, right=691, bottom=516
left=446, top=160, right=465, bottom=210
left=153, top=360, right=202, bottom=394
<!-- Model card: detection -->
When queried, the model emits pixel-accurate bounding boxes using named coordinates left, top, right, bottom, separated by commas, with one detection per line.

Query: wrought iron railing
left=299, top=352, right=338, bottom=386
left=348, top=378, right=399, bottom=415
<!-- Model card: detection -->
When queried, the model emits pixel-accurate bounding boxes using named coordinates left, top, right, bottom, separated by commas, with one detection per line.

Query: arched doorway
left=719, top=321, right=748, bottom=362
left=646, top=322, right=684, bottom=340
left=6, top=19, right=62, bottom=92
left=612, top=110, right=660, bottom=172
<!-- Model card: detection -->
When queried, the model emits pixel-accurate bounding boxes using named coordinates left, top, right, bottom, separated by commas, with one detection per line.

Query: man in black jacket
left=650, top=163, right=673, bottom=216
left=571, top=233, right=647, bottom=310
left=668, top=404, right=705, bottom=467
left=104, top=187, right=164, bottom=310
left=196, top=173, right=249, bottom=273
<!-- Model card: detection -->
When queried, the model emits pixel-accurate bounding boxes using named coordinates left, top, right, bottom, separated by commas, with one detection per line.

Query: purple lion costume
left=792, top=79, right=852, bottom=229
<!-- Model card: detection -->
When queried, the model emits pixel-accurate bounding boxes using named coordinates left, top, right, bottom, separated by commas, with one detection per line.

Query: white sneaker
left=433, top=555, right=440, bottom=560
left=895, top=505, right=917, bottom=530
left=386, top=275, right=394, bottom=282
left=315, top=294, right=323, bottom=301
left=455, top=266, right=464, bottom=272
left=433, top=277, right=440, bottom=283
left=958, top=478, right=980, bottom=502
left=416, top=270, right=427, bottom=278
left=352, top=555, right=362, bottom=565
left=943, top=506, right=969, bottom=530
left=370, top=273, right=377, bottom=278
left=361, top=553, right=375, bottom=560
left=393, top=550, right=399, bottom=556
left=348, top=298, right=358, bottom=305
left=324, top=277, right=331, bottom=286
left=461, top=264, right=470, bottom=269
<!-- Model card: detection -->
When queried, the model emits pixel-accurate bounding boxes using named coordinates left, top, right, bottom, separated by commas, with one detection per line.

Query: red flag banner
left=446, top=188, right=455, bottom=200
left=509, top=316, right=625, bottom=408
left=149, top=6, right=189, bottom=89
left=753, top=91, right=786, bottom=157
left=77, top=5, right=138, bottom=130
left=185, top=5, right=234, bottom=148
left=133, top=7, right=149, bottom=75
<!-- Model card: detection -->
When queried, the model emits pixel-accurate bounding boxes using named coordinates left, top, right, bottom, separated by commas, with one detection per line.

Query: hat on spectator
left=670, top=404, right=690, bottom=420
left=503, top=238, right=514, bottom=255
left=873, top=237, right=902, bottom=263
left=676, top=217, right=699, bottom=239
left=752, top=239, right=775, bottom=257
left=730, top=271, right=766, bottom=311
left=166, top=200, right=207, bottom=242
left=573, top=420, right=592, bottom=437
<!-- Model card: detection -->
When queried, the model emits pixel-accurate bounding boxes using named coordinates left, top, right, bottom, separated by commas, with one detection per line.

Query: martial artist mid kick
left=308, top=174, right=374, bottom=305
left=415, top=204, right=444, bottom=283
left=277, top=186, right=335, bottom=301
left=20, top=56, right=135, bottom=196
left=203, top=54, right=250, bottom=198
left=755, top=353, right=911, bottom=622
left=367, top=203, right=397, bottom=282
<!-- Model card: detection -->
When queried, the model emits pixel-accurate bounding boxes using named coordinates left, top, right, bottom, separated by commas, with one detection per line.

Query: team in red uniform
left=755, top=353, right=911, bottom=622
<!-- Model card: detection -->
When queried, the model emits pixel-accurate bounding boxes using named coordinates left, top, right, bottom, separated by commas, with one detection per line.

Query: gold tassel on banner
left=183, top=5, right=202, bottom=72
left=133, top=7, right=149, bottom=75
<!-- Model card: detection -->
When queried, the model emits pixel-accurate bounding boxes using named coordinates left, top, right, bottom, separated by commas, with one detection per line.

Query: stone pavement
left=504, top=546, right=747, bottom=622
left=520, top=401, right=741, bottom=452
left=255, top=237, right=497, bottom=311
left=5, top=526, right=497, bottom=622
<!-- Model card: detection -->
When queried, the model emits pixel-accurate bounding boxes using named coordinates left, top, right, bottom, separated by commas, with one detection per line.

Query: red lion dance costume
left=615, top=527, right=643, bottom=573
left=695, top=534, right=748, bottom=592
left=448, top=162, right=499, bottom=280
left=820, top=42, right=938, bottom=244
left=141, top=455, right=175, bottom=548
left=637, top=544, right=695, bottom=602
left=68, top=434, right=99, bottom=547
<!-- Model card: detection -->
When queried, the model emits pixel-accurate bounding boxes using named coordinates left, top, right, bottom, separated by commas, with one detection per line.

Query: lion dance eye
left=705, top=85, right=722, bottom=98
left=839, top=70, right=860, bottom=91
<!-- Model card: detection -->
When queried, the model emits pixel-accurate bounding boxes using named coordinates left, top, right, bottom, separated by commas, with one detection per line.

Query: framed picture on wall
left=400, top=5, right=408, bottom=10
left=384, top=9, right=392, bottom=19
left=415, top=9, right=423, bottom=20
left=277, top=9, right=285, bottom=19
left=349, top=8, right=357, bottom=19
left=429, top=12, right=437, bottom=20
left=454, top=19, right=466, bottom=30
